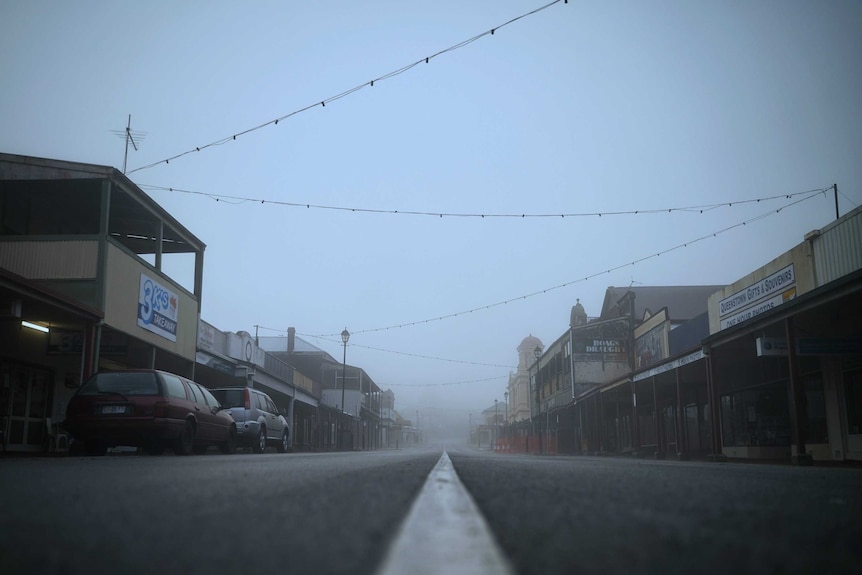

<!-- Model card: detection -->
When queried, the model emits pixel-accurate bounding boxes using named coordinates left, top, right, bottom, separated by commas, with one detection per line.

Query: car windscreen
left=210, top=388, right=245, bottom=408
left=77, top=372, right=160, bottom=396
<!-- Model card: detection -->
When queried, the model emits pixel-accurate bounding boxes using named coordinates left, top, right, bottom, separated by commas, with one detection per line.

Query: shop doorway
left=1, top=364, right=50, bottom=452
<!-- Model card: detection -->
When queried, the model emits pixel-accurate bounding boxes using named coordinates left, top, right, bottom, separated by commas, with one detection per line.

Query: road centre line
left=375, top=450, right=516, bottom=575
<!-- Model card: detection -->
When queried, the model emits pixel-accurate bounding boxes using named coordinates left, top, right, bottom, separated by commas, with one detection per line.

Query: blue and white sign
left=137, top=273, right=178, bottom=342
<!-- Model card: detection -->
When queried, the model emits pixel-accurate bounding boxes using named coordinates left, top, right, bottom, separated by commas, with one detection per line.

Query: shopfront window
left=845, top=369, right=862, bottom=435
left=803, top=375, right=828, bottom=444
left=639, top=404, right=656, bottom=447
left=721, top=382, right=791, bottom=447
left=685, top=404, right=703, bottom=451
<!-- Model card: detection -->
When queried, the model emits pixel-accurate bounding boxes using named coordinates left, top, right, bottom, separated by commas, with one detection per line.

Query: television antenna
left=110, top=115, right=147, bottom=174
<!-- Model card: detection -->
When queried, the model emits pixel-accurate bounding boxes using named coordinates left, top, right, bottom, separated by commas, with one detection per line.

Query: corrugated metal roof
left=812, top=205, right=862, bottom=286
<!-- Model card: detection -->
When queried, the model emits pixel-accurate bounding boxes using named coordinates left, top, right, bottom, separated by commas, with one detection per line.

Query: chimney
left=287, top=327, right=296, bottom=353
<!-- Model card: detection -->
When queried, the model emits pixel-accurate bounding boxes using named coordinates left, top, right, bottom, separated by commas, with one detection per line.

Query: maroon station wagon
left=65, top=370, right=237, bottom=456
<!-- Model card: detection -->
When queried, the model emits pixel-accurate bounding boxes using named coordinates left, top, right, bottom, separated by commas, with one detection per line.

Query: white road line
left=375, top=450, right=517, bottom=575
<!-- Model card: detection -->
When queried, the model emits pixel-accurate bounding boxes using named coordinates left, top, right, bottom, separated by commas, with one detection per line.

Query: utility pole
left=834, top=183, right=839, bottom=220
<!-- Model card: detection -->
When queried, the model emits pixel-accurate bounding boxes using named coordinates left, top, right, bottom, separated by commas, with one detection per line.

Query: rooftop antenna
left=110, top=115, right=147, bottom=174
left=629, top=277, right=643, bottom=288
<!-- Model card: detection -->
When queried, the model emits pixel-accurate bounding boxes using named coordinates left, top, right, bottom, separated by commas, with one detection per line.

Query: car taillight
left=244, top=388, right=251, bottom=410
left=154, top=402, right=170, bottom=418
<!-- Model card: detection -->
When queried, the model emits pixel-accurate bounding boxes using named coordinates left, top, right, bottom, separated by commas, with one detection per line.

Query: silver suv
left=209, top=387, right=289, bottom=453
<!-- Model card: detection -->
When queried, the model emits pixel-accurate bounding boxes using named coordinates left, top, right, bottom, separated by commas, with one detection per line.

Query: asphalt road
left=0, top=448, right=440, bottom=575
left=2, top=447, right=860, bottom=575
left=448, top=449, right=862, bottom=575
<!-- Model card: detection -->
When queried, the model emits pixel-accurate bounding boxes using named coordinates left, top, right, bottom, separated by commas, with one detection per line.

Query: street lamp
left=504, top=390, right=509, bottom=443
left=341, top=328, right=350, bottom=413
left=340, top=328, right=349, bottom=450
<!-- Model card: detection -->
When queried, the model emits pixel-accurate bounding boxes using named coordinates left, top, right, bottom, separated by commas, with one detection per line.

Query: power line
left=126, top=0, right=566, bottom=175
left=263, top=329, right=515, bottom=368
left=838, top=189, right=859, bottom=208
left=350, top=342, right=514, bottom=368
left=138, top=184, right=830, bottom=220
left=311, top=189, right=826, bottom=336
left=386, top=375, right=509, bottom=388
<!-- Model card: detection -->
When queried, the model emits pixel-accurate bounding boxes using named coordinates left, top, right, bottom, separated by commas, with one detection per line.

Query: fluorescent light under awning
left=22, top=320, right=49, bottom=333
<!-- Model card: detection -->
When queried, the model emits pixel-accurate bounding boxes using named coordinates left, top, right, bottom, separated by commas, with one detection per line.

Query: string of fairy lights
left=126, top=0, right=568, bottom=175
left=137, top=184, right=831, bottom=220
left=305, top=188, right=828, bottom=337
left=115, top=3, right=842, bottom=387
left=104, top=0, right=851, bottom=390
left=245, top=188, right=830, bottom=388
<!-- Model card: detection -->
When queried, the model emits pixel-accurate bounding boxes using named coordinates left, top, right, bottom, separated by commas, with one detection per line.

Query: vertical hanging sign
left=137, top=273, right=178, bottom=342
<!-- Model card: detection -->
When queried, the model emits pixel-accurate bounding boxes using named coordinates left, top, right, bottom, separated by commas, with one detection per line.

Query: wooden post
left=786, top=318, right=813, bottom=465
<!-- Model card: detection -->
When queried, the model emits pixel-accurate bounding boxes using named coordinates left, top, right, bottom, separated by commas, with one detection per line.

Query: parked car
left=209, top=387, right=289, bottom=453
left=65, top=369, right=237, bottom=456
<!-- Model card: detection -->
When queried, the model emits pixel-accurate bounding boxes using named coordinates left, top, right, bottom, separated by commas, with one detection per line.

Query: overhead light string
left=126, top=0, right=566, bottom=175
left=306, top=189, right=826, bottom=336
left=137, top=184, right=832, bottom=220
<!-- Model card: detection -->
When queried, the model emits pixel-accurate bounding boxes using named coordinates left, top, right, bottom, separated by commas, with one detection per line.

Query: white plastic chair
left=45, top=417, right=69, bottom=453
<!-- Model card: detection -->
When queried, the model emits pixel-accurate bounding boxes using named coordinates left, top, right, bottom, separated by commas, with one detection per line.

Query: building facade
left=509, top=206, right=861, bottom=464
left=1, top=153, right=204, bottom=452
left=0, top=154, right=393, bottom=454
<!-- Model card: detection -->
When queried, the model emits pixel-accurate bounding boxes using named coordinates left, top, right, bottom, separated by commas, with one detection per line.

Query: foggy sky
left=2, top=1, right=860, bottom=420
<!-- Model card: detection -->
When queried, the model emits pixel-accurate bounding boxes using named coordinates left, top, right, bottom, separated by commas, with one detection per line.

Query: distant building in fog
left=506, top=334, right=543, bottom=423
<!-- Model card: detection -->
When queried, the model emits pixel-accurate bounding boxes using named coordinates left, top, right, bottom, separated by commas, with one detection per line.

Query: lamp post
left=341, top=328, right=349, bottom=449
left=534, top=345, right=542, bottom=454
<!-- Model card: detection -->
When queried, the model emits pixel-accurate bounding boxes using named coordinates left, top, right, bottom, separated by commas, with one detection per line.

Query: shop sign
left=137, top=273, right=178, bottom=342
left=633, top=349, right=704, bottom=381
left=756, top=337, right=787, bottom=356
left=198, top=322, right=216, bottom=352
left=719, top=264, right=796, bottom=330
left=574, top=339, right=626, bottom=354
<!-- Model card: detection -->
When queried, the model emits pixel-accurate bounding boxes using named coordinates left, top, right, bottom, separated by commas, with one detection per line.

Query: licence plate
left=101, top=405, right=127, bottom=414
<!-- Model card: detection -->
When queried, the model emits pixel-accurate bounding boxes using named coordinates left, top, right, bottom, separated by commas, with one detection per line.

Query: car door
left=261, top=394, right=282, bottom=441
left=186, top=382, right=215, bottom=442
left=198, top=386, right=229, bottom=441
left=160, top=373, right=195, bottom=423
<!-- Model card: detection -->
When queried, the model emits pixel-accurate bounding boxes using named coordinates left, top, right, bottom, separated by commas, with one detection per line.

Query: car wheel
left=85, top=442, right=107, bottom=456
left=277, top=430, right=289, bottom=453
left=220, top=425, right=237, bottom=454
left=174, top=420, right=196, bottom=455
left=253, top=426, right=266, bottom=453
